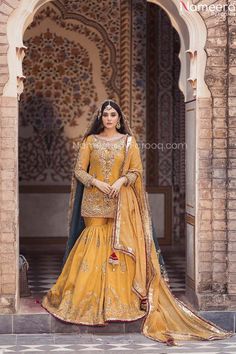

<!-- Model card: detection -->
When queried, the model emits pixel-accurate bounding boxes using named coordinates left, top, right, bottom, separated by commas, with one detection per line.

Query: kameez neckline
left=93, top=133, right=127, bottom=142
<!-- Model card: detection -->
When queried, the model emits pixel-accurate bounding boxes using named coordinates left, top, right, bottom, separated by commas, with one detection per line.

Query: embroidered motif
left=74, top=138, right=94, bottom=188
left=80, top=135, right=127, bottom=218
left=80, top=259, right=89, bottom=272
left=104, top=284, right=145, bottom=319
left=120, top=260, right=127, bottom=272
left=93, top=137, right=125, bottom=183
left=43, top=287, right=144, bottom=325
left=82, top=188, right=117, bottom=218
left=102, top=260, right=107, bottom=274
left=75, top=164, right=94, bottom=187
left=123, top=171, right=138, bottom=186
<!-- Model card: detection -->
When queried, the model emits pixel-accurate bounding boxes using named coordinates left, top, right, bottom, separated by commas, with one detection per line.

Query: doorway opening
left=146, top=2, right=186, bottom=298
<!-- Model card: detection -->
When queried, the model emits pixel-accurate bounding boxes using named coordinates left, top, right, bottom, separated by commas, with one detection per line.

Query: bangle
left=122, top=176, right=128, bottom=185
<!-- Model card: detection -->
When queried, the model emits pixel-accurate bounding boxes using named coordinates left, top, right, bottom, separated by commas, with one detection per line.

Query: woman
left=42, top=99, right=234, bottom=346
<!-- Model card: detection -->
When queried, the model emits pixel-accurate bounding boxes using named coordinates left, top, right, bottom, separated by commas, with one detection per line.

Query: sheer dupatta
left=115, top=135, right=233, bottom=346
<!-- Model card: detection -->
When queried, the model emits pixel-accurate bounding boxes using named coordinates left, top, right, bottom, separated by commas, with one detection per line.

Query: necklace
left=93, top=134, right=126, bottom=142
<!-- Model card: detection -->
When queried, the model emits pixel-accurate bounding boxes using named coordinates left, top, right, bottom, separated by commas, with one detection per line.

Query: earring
left=116, top=120, right=121, bottom=129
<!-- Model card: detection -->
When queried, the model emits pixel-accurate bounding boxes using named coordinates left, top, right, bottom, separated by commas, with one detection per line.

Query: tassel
left=108, top=251, right=119, bottom=271
left=166, top=334, right=180, bottom=346
left=140, top=298, right=148, bottom=311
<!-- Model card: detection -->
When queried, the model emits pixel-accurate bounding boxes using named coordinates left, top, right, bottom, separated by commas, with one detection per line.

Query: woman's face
left=102, top=107, right=119, bottom=130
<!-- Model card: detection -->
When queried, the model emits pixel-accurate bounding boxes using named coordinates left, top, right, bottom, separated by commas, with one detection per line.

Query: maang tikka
left=106, top=100, right=112, bottom=110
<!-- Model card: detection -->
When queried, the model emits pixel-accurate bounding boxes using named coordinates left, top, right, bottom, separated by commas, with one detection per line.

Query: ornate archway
left=0, top=0, right=219, bottom=313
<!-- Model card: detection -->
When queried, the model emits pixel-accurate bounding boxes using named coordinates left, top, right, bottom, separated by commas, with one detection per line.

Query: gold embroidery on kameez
left=81, top=135, right=126, bottom=217
left=74, top=138, right=94, bottom=188
left=74, top=134, right=140, bottom=218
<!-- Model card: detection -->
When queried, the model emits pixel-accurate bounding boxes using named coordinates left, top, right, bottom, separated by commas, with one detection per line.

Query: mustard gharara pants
left=41, top=217, right=146, bottom=325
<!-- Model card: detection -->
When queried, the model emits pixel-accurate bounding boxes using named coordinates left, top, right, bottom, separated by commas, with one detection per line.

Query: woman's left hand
left=108, top=177, right=127, bottom=198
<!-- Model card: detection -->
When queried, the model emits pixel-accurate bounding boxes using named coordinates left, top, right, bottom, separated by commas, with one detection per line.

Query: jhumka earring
left=116, top=120, right=121, bottom=129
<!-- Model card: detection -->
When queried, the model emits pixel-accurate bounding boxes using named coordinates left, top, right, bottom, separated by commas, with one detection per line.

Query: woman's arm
left=74, top=136, right=95, bottom=188
left=121, top=136, right=143, bottom=187
left=122, top=172, right=138, bottom=186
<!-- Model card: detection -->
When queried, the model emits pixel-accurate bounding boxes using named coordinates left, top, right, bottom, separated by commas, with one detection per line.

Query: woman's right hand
left=93, top=179, right=112, bottom=195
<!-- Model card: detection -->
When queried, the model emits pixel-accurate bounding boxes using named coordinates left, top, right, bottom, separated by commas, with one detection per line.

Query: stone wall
left=227, top=0, right=236, bottom=302
left=0, top=96, right=18, bottom=313
left=193, top=0, right=236, bottom=309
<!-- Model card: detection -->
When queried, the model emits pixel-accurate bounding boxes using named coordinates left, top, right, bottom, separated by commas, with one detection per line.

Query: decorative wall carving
left=19, top=1, right=120, bottom=183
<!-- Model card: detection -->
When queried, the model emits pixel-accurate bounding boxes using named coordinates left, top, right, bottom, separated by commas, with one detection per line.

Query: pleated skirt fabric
left=41, top=216, right=146, bottom=325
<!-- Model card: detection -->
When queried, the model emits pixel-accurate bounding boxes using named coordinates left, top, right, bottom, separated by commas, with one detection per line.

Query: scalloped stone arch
left=0, top=0, right=214, bottom=312
left=148, top=0, right=210, bottom=100
left=3, top=0, right=119, bottom=99
left=3, top=0, right=210, bottom=100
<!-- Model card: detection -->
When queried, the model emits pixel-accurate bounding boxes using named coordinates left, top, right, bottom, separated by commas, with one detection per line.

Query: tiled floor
left=26, top=254, right=63, bottom=295
left=0, top=333, right=235, bottom=353
left=24, top=251, right=186, bottom=296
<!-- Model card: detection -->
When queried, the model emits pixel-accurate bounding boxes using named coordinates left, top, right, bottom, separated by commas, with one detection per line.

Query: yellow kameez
left=73, top=134, right=137, bottom=218
left=42, top=133, right=234, bottom=346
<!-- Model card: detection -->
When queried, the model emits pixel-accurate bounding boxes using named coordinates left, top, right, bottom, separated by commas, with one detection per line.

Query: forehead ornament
left=97, top=100, right=113, bottom=120
left=104, top=100, right=112, bottom=111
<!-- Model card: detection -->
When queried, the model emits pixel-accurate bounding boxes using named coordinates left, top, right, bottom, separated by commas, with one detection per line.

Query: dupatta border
left=111, top=135, right=156, bottom=302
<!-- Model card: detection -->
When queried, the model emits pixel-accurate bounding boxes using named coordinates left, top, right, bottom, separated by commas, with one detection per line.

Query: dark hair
left=84, top=100, right=130, bottom=138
